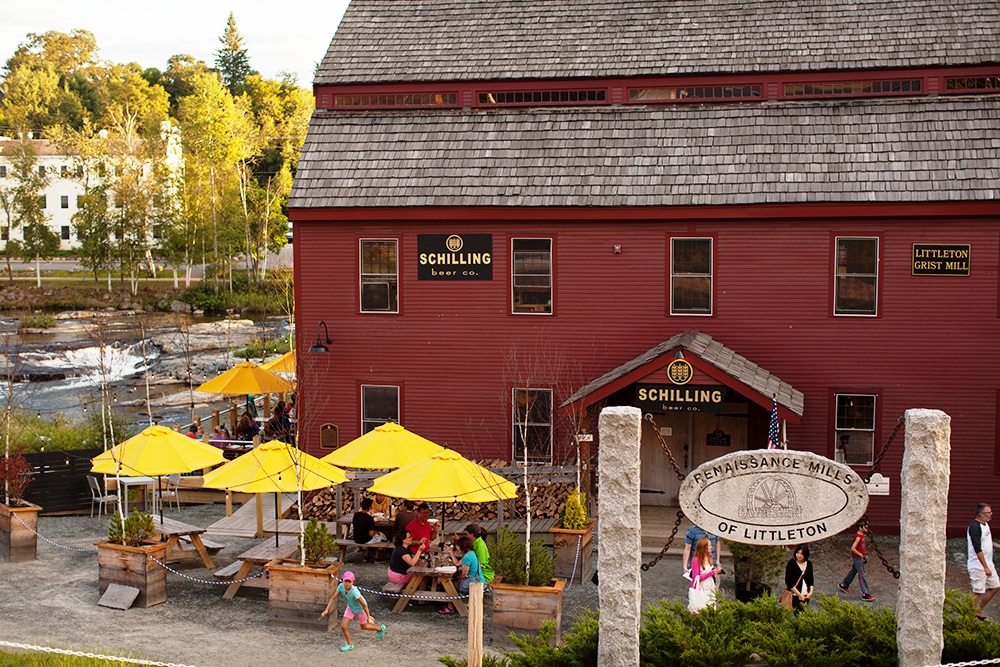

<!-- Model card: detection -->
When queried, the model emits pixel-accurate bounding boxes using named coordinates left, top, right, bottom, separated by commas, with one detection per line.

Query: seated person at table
left=234, top=411, right=257, bottom=441
left=464, top=523, right=494, bottom=584
left=263, top=404, right=291, bottom=442
left=371, top=493, right=393, bottom=518
left=185, top=423, right=199, bottom=439
left=209, top=426, right=227, bottom=447
left=440, top=536, right=481, bottom=615
left=387, top=533, right=426, bottom=586
left=393, top=499, right=417, bottom=539
left=353, top=498, right=387, bottom=562
left=406, top=502, right=437, bottom=553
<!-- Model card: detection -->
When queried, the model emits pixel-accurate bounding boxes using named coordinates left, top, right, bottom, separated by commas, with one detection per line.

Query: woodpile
left=298, top=460, right=580, bottom=524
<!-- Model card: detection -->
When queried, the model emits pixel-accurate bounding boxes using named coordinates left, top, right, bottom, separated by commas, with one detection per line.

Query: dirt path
left=0, top=504, right=988, bottom=666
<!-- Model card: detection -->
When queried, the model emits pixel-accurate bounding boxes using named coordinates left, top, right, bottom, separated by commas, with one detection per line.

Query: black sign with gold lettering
left=636, top=384, right=727, bottom=413
left=912, top=244, right=970, bottom=276
left=418, top=234, right=493, bottom=280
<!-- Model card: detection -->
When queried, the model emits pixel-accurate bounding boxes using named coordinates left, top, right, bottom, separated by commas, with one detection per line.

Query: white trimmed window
left=512, top=238, right=552, bottom=314
left=834, top=393, right=877, bottom=465
left=361, top=385, right=399, bottom=434
left=360, top=239, right=398, bottom=313
left=512, top=388, right=553, bottom=463
left=834, top=237, right=878, bottom=315
left=670, top=237, right=713, bottom=315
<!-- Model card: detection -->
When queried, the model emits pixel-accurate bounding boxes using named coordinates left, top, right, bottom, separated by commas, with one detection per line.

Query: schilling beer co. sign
left=679, top=449, right=869, bottom=546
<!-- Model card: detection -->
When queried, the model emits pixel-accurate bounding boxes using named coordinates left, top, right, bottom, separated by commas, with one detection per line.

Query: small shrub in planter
left=489, top=524, right=554, bottom=586
left=300, top=517, right=339, bottom=563
left=96, top=510, right=166, bottom=608
left=726, top=540, right=786, bottom=602
left=560, top=490, right=588, bottom=530
left=107, top=510, right=155, bottom=546
left=0, top=453, right=33, bottom=506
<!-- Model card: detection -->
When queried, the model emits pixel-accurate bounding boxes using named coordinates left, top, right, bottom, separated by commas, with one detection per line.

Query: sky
left=1, top=0, right=352, bottom=87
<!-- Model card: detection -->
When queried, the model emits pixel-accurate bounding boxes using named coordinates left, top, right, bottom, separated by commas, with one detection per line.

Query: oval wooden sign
left=678, top=449, right=869, bottom=545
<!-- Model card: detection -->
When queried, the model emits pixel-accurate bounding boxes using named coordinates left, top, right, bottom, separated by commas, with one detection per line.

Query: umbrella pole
left=274, top=493, right=279, bottom=548
left=158, top=475, right=164, bottom=524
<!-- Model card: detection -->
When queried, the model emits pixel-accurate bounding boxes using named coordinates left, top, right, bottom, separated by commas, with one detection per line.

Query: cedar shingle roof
left=561, top=328, right=805, bottom=416
left=289, top=97, right=1000, bottom=208
left=316, top=0, right=1000, bottom=84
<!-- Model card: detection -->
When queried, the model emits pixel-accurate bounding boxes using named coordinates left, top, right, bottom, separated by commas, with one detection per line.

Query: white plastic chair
left=156, top=474, right=181, bottom=512
left=87, top=475, right=118, bottom=518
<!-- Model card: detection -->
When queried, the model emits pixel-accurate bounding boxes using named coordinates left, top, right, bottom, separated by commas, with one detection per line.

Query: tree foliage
left=214, top=13, right=254, bottom=95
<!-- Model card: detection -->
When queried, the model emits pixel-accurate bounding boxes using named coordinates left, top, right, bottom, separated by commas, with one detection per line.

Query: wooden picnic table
left=336, top=512, right=394, bottom=539
left=152, top=517, right=219, bottom=569
left=390, top=563, right=468, bottom=617
left=217, top=535, right=299, bottom=599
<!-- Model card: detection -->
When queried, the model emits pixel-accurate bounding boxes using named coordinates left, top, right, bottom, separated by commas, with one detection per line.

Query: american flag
left=767, top=397, right=780, bottom=449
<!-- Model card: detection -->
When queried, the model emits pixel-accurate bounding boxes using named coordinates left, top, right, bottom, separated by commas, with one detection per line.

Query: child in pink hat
left=321, top=571, right=386, bottom=651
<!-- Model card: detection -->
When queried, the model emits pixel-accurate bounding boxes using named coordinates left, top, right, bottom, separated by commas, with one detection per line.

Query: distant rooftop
left=316, top=0, right=1000, bottom=85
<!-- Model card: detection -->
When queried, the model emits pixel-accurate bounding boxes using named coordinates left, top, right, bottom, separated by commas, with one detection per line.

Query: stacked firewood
left=297, top=463, right=578, bottom=523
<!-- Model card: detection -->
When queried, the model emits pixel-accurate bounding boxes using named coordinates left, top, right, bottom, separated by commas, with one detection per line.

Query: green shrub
left=107, top=510, right=154, bottom=547
left=301, top=517, right=338, bottom=562
left=489, top=524, right=555, bottom=586
left=10, top=411, right=135, bottom=453
left=560, top=489, right=588, bottom=530
left=19, top=314, right=57, bottom=329
left=942, top=589, right=1000, bottom=661
left=235, top=336, right=290, bottom=360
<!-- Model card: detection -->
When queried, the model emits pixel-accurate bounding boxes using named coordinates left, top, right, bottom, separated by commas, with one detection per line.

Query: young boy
left=838, top=521, right=875, bottom=601
left=320, top=571, right=386, bottom=651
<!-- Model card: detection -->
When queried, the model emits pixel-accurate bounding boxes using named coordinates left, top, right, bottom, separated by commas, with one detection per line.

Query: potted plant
left=727, top=540, right=786, bottom=602
left=0, top=453, right=41, bottom=562
left=549, top=488, right=596, bottom=584
left=490, top=524, right=567, bottom=643
left=95, top=510, right=167, bottom=608
left=266, top=517, right=342, bottom=631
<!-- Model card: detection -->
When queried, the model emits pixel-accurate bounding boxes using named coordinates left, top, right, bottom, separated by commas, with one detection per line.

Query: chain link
left=641, top=510, right=685, bottom=572
left=861, top=518, right=900, bottom=579
left=918, top=660, right=1000, bottom=667
left=644, top=413, right=686, bottom=481
left=10, top=511, right=98, bottom=553
left=0, top=640, right=204, bottom=667
left=865, top=416, right=904, bottom=483
left=147, top=555, right=267, bottom=585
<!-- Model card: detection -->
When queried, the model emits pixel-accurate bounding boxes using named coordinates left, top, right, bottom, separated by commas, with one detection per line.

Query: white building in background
left=0, top=122, right=183, bottom=252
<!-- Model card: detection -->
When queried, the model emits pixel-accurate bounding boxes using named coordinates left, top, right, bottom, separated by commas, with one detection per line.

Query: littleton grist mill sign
left=679, top=449, right=869, bottom=545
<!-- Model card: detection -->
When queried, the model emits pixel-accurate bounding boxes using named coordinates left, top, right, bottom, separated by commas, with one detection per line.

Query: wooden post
left=211, top=410, right=220, bottom=430
left=225, top=489, right=233, bottom=517
left=467, top=581, right=484, bottom=667
left=255, top=493, right=264, bottom=538
left=263, top=395, right=271, bottom=417
left=229, top=400, right=238, bottom=431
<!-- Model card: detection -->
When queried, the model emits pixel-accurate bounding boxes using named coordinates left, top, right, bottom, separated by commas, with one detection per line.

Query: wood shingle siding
left=290, top=98, right=1000, bottom=209
left=316, top=0, right=1000, bottom=84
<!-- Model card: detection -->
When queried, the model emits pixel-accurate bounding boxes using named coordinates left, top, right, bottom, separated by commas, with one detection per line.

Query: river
left=1, top=310, right=290, bottom=430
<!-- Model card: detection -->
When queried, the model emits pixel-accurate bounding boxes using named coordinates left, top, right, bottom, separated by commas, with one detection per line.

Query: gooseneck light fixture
left=310, top=320, right=332, bottom=353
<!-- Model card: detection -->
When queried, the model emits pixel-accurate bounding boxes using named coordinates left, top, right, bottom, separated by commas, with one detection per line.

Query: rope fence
left=0, top=640, right=205, bottom=667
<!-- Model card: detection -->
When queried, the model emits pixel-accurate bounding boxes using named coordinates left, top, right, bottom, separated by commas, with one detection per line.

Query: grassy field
left=0, top=651, right=135, bottom=666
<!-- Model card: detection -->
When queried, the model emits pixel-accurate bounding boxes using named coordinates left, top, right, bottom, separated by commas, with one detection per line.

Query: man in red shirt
left=406, top=502, right=437, bottom=552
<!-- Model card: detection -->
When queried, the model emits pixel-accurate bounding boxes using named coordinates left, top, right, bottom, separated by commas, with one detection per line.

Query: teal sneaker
left=340, top=644, right=354, bottom=652
left=376, top=624, right=386, bottom=639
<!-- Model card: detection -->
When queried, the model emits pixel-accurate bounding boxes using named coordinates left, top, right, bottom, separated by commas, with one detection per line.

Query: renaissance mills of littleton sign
left=679, top=449, right=869, bottom=546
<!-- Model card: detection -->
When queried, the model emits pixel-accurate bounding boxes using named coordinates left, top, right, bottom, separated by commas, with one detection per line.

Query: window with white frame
left=512, top=388, right=553, bottom=463
left=361, top=384, right=399, bottom=434
left=512, top=238, right=552, bottom=314
left=670, top=237, right=713, bottom=315
left=834, top=237, right=878, bottom=315
left=834, top=393, right=877, bottom=465
left=360, top=239, right=398, bottom=312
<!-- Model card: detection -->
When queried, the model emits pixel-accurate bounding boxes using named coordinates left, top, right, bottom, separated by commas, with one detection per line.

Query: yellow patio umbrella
left=261, top=349, right=296, bottom=374
left=202, top=440, right=348, bottom=545
left=196, top=360, right=294, bottom=395
left=91, top=425, right=227, bottom=522
left=321, top=421, right=444, bottom=469
left=367, top=448, right=517, bottom=540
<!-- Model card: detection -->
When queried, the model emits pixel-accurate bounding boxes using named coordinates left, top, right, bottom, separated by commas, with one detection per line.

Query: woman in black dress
left=784, top=544, right=815, bottom=612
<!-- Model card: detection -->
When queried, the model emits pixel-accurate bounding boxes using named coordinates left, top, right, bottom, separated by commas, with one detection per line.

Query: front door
left=640, top=413, right=689, bottom=506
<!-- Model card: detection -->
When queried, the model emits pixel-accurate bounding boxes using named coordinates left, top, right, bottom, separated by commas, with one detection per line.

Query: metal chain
left=0, top=640, right=204, bottom=667
left=919, top=660, right=1000, bottom=667
left=644, top=413, right=686, bottom=481
left=861, top=514, right=900, bottom=579
left=10, top=511, right=98, bottom=553
left=354, top=584, right=471, bottom=601
left=564, top=534, right=582, bottom=591
left=865, top=416, right=904, bottom=483
left=641, top=510, right=685, bottom=572
left=147, top=556, right=267, bottom=585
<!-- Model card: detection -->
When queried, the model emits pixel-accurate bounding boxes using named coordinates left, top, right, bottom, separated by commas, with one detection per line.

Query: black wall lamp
left=310, top=320, right=332, bottom=353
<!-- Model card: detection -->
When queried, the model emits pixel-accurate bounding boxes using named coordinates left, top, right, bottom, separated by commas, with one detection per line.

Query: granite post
left=898, top=409, right=951, bottom=667
left=597, top=406, right=642, bottom=667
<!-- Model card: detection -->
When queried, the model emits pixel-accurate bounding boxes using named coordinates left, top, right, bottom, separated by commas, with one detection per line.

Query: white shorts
left=969, top=566, right=1000, bottom=594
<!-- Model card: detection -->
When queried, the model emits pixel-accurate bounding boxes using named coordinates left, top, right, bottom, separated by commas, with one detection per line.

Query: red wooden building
left=290, top=0, right=1000, bottom=535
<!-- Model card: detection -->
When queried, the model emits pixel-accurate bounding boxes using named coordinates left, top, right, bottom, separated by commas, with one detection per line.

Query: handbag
left=781, top=566, right=806, bottom=611
left=687, top=567, right=717, bottom=613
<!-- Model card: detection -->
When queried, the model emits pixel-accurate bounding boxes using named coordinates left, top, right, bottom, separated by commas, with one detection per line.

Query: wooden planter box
left=550, top=519, right=596, bottom=584
left=492, top=577, right=567, bottom=643
left=0, top=501, right=42, bottom=563
left=95, top=541, right=168, bottom=608
left=265, top=558, right=342, bottom=631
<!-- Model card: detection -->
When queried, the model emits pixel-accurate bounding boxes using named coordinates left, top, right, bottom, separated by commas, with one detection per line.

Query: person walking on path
left=682, top=523, right=720, bottom=574
left=784, top=544, right=815, bottom=612
left=321, top=571, right=386, bottom=652
left=838, top=521, right=875, bottom=601
left=967, top=503, right=1000, bottom=620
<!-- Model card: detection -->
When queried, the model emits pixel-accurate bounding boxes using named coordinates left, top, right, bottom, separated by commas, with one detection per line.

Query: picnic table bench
left=389, top=565, right=468, bottom=617
left=215, top=536, right=299, bottom=599
left=153, top=517, right=222, bottom=569
left=335, top=538, right=394, bottom=561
